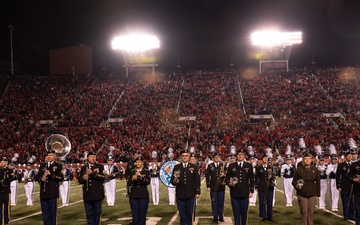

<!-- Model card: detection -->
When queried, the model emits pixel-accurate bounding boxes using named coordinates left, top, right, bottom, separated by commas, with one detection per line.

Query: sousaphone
left=45, top=134, right=71, bottom=158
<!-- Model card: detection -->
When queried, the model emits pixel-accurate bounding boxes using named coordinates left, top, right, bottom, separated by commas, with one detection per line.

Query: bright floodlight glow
left=251, top=31, right=302, bottom=47
left=112, top=34, right=160, bottom=52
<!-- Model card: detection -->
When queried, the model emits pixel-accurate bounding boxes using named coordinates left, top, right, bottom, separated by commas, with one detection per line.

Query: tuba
left=45, top=134, right=71, bottom=159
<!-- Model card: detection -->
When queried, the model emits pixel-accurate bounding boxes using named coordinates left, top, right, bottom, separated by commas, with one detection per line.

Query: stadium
left=2, top=1, right=360, bottom=225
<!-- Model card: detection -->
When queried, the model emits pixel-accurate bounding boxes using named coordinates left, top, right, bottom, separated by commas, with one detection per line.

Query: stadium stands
left=1, top=67, right=360, bottom=165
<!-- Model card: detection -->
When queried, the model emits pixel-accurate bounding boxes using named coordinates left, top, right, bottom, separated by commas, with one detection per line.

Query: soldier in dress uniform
left=8, top=162, right=18, bottom=206
left=326, top=144, right=339, bottom=211
left=59, top=162, right=73, bottom=206
left=170, top=149, right=201, bottom=225
left=35, top=150, right=63, bottom=225
left=125, top=150, right=148, bottom=197
left=22, top=163, right=35, bottom=206
left=127, top=156, right=150, bottom=225
left=316, top=149, right=328, bottom=209
left=336, top=149, right=355, bottom=221
left=0, top=158, right=13, bottom=224
left=104, top=155, right=119, bottom=206
left=78, top=151, right=105, bottom=225
left=206, top=152, right=225, bottom=222
left=255, top=150, right=276, bottom=222
left=226, top=149, right=254, bottom=225
left=281, top=145, right=295, bottom=207
left=292, top=152, right=320, bottom=225
left=167, top=149, right=176, bottom=205
left=149, top=159, right=160, bottom=206
left=349, top=149, right=360, bottom=225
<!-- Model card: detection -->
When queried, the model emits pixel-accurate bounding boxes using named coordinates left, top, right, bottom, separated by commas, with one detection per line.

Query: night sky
left=1, top=0, right=360, bottom=74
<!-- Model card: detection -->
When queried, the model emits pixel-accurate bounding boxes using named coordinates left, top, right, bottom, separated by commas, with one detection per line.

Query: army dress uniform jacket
left=170, top=163, right=201, bottom=199
left=127, top=168, right=150, bottom=199
left=225, top=161, right=254, bottom=198
left=292, top=165, right=320, bottom=198
left=349, top=161, right=360, bottom=196
left=206, top=162, right=226, bottom=192
left=36, top=161, right=63, bottom=198
left=336, top=161, right=352, bottom=191
left=78, top=163, right=105, bottom=201
left=255, top=165, right=276, bottom=192
left=0, top=167, right=13, bottom=203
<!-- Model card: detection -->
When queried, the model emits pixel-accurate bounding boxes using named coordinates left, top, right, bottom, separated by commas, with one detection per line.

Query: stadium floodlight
left=250, top=30, right=302, bottom=73
left=111, top=34, right=160, bottom=52
left=251, top=30, right=302, bottom=47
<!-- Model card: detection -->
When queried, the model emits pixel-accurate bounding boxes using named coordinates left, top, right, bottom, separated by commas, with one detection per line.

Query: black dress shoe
left=261, top=218, right=267, bottom=221
left=212, top=219, right=218, bottom=223
left=219, top=219, right=224, bottom=222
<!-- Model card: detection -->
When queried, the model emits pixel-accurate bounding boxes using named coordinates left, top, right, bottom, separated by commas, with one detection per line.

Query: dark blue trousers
left=177, top=197, right=195, bottom=225
left=258, top=190, right=274, bottom=220
left=0, top=194, right=10, bottom=224
left=210, top=191, right=225, bottom=221
left=341, top=190, right=355, bottom=220
left=130, top=198, right=149, bottom=225
left=84, top=200, right=102, bottom=225
left=231, top=197, right=249, bottom=225
left=40, top=198, right=57, bottom=225
left=354, top=195, right=360, bottom=225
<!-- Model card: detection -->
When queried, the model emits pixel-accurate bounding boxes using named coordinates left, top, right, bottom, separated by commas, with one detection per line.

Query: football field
left=9, top=178, right=355, bottom=225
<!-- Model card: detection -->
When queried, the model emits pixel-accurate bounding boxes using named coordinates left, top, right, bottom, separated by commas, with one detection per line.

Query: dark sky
left=1, top=0, right=360, bottom=73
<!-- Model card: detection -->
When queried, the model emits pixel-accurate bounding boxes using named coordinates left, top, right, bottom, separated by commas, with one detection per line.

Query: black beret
left=46, top=149, right=56, bottom=155
left=180, top=149, right=190, bottom=155
left=236, top=149, right=245, bottom=155
left=88, top=151, right=97, bottom=156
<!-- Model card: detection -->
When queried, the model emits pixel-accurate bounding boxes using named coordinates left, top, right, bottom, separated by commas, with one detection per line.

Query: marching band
left=5, top=136, right=360, bottom=225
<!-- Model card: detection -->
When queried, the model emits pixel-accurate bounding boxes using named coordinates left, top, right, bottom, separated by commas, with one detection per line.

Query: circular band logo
left=159, top=160, right=179, bottom=187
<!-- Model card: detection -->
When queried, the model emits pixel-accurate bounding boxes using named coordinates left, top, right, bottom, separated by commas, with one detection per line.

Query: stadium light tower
left=112, top=33, right=160, bottom=77
left=251, top=30, right=302, bottom=73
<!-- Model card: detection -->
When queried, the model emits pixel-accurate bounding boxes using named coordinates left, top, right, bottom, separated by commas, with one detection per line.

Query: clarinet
left=42, top=164, right=49, bottom=192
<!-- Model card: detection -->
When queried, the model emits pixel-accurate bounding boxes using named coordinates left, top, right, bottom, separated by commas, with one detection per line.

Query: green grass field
left=9, top=178, right=355, bottom=225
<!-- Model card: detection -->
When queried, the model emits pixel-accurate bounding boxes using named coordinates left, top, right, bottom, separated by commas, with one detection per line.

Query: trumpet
left=229, top=177, right=239, bottom=186
left=84, top=166, right=93, bottom=191
left=267, top=166, right=276, bottom=187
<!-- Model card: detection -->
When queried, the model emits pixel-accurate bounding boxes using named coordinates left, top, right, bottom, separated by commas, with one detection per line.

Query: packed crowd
left=0, top=67, right=360, bottom=165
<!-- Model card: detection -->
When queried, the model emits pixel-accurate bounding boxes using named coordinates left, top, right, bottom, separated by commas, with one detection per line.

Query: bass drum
left=159, top=160, right=180, bottom=187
